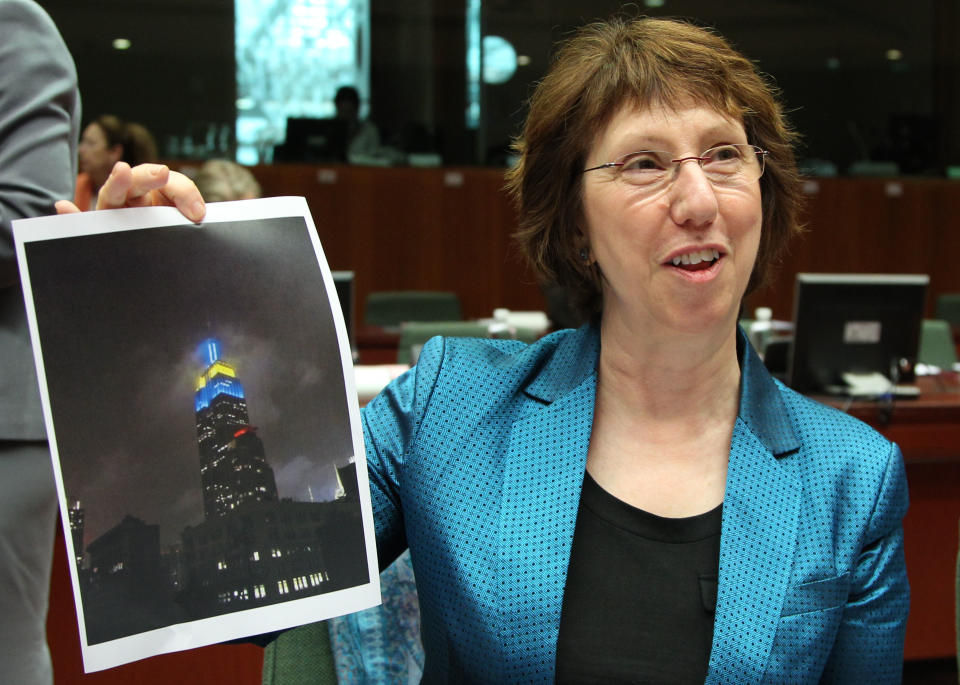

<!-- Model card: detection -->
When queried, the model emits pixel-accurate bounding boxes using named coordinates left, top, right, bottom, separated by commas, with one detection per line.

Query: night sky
left=24, top=216, right=354, bottom=548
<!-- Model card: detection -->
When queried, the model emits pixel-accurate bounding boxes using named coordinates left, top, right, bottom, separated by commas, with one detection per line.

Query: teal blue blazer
left=362, top=325, right=909, bottom=683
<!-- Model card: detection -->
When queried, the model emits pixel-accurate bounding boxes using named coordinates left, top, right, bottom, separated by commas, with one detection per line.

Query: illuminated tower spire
left=194, top=337, right=278, bottom=519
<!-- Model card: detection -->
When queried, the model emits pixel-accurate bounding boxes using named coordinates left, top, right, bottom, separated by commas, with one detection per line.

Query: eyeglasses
left=583, top=144, right=769, bottom=191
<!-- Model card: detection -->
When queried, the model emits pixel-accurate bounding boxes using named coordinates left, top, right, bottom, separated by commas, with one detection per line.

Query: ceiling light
left=885, top=49, right=903, bottom=61
left=112, top=38, right=131, bottom=50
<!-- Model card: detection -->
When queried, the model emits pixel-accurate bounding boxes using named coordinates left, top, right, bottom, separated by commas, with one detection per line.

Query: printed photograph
left=16, top=201, right=377, bottom=669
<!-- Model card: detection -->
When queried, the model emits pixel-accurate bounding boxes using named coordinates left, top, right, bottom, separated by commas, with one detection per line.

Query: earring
left=579, top=248, right=590, bottom=262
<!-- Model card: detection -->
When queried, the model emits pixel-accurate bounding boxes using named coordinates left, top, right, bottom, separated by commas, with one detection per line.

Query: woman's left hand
left=56, top=161, right=206, bottom=223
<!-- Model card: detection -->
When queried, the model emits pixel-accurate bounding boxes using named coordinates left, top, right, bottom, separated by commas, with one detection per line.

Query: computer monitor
left=786, top=273, right=928, bottom=394
left=332, top=270, right=356, bottom=357
left=274, top=117, right=348, bottom=163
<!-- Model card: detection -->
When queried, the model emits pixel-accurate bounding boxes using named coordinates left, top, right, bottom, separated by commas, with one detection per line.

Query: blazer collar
left=523, top=324, right=600, bottom=404
left=524, top=323, right=802, bottom=461
left=736, top=326, right=800, bottom=457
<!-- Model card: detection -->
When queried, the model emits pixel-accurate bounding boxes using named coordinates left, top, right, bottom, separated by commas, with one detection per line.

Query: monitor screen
left=332, top=270, right=355, bottom=356
left=274, top=117, right=349, bottom=163
left=786, top=273, right=929, bottom=394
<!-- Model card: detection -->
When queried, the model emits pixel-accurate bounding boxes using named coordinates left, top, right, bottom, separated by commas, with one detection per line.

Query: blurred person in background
left=334, top=85, right=381, bottom=162
left=194, top=159, right=262, bottom=202
left=74, top=114, right=157, bottom=210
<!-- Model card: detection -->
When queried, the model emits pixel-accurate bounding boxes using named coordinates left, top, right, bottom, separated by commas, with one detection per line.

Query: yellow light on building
left=205, top=361, right=236, bottom=380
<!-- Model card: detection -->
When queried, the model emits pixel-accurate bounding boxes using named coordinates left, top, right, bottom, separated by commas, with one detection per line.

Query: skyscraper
left=194, top=337, right=278, bottom=518
left=178, top=336, right=366, bottom=620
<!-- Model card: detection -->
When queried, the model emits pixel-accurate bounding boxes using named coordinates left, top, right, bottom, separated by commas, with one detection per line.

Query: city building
left=194, top=337, right=279, bottom=519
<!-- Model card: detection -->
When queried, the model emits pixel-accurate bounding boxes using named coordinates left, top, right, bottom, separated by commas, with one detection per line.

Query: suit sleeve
left=360, top=336, right=445, bottom=570
left=822, top=442, right=909, bottom=683
left=0, top=0, right=80, bottom=286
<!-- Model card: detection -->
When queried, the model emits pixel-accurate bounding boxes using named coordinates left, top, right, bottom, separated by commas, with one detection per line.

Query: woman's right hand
left=56, top=161, right=206, bottom=223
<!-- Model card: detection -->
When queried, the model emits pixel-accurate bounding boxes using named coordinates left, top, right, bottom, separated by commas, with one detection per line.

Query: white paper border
left=14, top=197, right=380, bottom=672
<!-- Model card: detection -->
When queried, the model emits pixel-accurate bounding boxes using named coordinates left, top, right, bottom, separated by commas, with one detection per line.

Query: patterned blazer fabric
left=361, top=324, right=909, bottom=683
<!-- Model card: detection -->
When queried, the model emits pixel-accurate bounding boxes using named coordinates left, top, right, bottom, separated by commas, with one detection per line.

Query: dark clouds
left=25, top=216, right=354, bottom=547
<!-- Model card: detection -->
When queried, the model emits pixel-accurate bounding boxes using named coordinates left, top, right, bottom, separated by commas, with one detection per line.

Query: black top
left=555, top=472, right=722, bottom=684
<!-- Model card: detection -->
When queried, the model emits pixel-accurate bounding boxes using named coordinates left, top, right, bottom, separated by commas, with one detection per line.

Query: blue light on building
left=194, top=339, right=246, bottom=410
left=199, top=338, right=222, bottom=366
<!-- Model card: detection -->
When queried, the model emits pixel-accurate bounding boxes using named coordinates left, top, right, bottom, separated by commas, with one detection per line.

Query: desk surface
left=812, top=374, right=960, bottom=463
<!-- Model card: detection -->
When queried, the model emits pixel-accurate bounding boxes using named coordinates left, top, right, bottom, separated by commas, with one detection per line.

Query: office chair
left=396, top=321, right=490, bottom=365
left=935, top=293, right=960, bottom=338
left=262, top=621, right=337, bottom=685
left=364, top=291, right=463, bottom=329
left=918, top=319, right=958, bottom=370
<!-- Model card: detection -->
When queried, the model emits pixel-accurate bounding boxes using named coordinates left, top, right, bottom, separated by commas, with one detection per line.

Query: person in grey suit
left=0, top=1, right=81, bottom=682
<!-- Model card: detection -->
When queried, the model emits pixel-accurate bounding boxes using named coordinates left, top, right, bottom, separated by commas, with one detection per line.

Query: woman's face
left=78, top=123, right=121, bottom=184
left=581, top=101, right=762, bottom=337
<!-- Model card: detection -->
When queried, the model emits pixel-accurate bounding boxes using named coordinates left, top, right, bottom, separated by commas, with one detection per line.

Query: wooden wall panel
left=247, top=164, right=547, bottom=323
left=745, top=178, right=960, bottom=321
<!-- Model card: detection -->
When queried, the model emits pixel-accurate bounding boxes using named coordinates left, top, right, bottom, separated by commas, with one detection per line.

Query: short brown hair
left=93, top=115, right=158, bottom=167
left=504, top=15, right=803, bottom=320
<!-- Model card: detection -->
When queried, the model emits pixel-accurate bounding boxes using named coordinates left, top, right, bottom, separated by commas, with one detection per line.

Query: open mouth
left=666, top=248, right=722, bottom=272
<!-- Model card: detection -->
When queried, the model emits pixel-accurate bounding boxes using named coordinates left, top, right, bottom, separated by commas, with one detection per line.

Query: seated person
left=74, top=115, right=157, bottom=210
left=334, top=85, right=381, bottom=162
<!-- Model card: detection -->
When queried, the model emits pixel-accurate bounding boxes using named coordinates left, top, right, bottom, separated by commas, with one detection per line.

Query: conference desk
left=355, top=324, right=403, bottom=365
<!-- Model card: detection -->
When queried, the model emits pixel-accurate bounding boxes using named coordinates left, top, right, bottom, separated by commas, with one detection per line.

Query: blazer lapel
left=707, top=333, right=801, bottom=684
left=493, top=326, right=599, bottom=678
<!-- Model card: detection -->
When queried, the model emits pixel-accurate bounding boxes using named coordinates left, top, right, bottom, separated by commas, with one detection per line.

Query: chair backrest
left=364, top=291, right=462, bottom=328
left=397, top=321, right=489, bottom=365
left=918, top=319, right=958, bottom=370
left=262, top=621, right=337, bottom=685
left=935, top=293, right=960, bottom=337
left=936, top=293, right=960, bottom=323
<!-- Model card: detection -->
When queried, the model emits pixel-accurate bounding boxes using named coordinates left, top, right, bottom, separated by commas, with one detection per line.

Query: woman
left=62, top=16, right=908, bottom=684
left=73, top=114, right=157, bottom=210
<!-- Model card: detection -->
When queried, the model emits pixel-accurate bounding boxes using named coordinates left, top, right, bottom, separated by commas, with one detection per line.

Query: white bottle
left=490, top=308, right=511, bottom=336
left=749, top=306, right=773, bottom=359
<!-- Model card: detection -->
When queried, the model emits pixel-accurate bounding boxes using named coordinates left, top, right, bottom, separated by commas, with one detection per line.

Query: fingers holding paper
left=55, top=161, right=206, bottom=223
